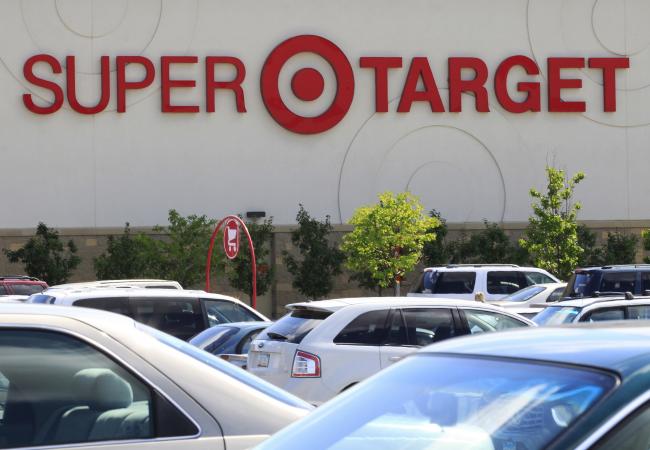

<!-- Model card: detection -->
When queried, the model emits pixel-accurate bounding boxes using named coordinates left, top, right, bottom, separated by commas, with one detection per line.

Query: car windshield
left=138, top=323, right=311, bottom=410
left=533, top=306, right=582, bottom=325
left=566, top=272, right=593, bottom=297
left=10, top=284, right=45, bottom=295
left=257, top=308, right=332, bottom=343
left=502, top=286, right=546, bottom=303
left=257, top=355, right=615, bottom=450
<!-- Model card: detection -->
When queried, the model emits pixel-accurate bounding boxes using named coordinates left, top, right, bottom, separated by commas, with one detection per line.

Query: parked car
left=27, top=288, right=267, bottom=341
left=0, top=275, right=47, bottom=296
left=492, top=282, right=567, bottom=309
left=256, top=322, right=650, bottom=450
left=47, top=279, right=183, bottom=290
left=533, top=294, right=650, bottom=325
left=190, top=321, right=271, bottom=368
left=564, top=264, right=650, bottom=298
left=248, top=297, right=533, bottom=405
left=0, top=303, right=310, bottom=450
left=409, top=264, right=559, bottom=301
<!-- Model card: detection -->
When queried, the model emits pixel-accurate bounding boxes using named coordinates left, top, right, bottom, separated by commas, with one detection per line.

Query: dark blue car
left=190, top=321, right=271, bottom=368
left=257, top=322, right=650, bottom=450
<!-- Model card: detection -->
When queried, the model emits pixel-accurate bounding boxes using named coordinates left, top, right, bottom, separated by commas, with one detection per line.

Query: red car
left=0, top=276, right=48, bottom=296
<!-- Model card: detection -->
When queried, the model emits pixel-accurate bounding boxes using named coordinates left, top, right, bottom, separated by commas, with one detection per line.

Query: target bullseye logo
left=260, top=35, right=355, bottom=134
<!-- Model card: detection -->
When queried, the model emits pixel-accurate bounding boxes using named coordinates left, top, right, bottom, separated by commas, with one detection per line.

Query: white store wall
left=0, top=0, right=648, bottom=228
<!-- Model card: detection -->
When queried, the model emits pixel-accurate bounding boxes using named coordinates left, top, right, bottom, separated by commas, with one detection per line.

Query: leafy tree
left=643, top=229, right=650, bottom=264
left=577, top=224, right=604, bottom=267
left=341, top=191, right=439, bottom=295
left=94, top=223, right=150, bottom=279
left=283, top=205, right=345, bottom=299
left=519, top=167, right=585, bottom=280
left=602, top=232, right=638, bottom=264
left=422, top=210, right=451, bottom=266
left=3, top=222, right=81, bottom=285
left=138, top=209, right=219, bottom=288
left=457, top=221, right=527, bottom=264
left=226, top=218, right=275, bottom=302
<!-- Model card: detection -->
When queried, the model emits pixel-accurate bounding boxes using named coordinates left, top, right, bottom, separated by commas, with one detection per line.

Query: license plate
left=257, top=353, right=270, bottom=368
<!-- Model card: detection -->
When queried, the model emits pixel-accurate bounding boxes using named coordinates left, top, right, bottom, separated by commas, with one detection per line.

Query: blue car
left=191, top=321, right=271, bottom=368
left=257, top=322, right=650, bottom=450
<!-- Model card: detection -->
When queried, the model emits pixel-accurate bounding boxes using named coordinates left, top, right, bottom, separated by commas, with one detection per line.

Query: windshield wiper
left=266, top=331, right=288, bottom=341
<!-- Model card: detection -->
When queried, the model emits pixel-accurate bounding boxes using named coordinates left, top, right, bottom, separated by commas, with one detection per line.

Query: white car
left=47, top=279, right=183, bottom=290
left=0, top=303, right=310, bottom=450
left=409, top=264, right=560, bottom=301
left=27, top=288, right=267, bottom=341
left=492, top=282, right=567, bottom=309
left=247, top=297, right=533, bottom=405
left=533, top=294, right=650, bottom=325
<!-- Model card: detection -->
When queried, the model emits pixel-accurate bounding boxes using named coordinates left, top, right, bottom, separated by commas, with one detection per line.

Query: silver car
left=0, top=303, right=311, bottom=450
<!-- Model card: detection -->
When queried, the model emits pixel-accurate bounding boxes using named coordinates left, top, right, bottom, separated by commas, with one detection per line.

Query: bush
left=283, top=205, right=345, bottom=299
left=94, top=223, right=150, bottom=279
left=3, top=223, right=81, bottom=285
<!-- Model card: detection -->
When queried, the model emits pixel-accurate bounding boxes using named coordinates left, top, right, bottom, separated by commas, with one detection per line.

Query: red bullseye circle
left=291, top=68, right=325, bottom=101
left=260, top=35, right=355, bottom=135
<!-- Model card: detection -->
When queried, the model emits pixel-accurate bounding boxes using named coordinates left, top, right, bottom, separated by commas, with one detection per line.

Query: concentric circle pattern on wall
left=527, top=0, right=650, bottom=126
left=0, top=0, right=198, bottom=109
left=337, top=94, right=531, bottom=224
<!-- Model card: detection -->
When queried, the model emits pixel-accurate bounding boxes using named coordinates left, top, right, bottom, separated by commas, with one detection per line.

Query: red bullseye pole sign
left=205, top=215, right=257, bottom=309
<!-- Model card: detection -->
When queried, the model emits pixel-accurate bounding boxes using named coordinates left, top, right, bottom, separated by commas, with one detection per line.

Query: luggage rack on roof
left=598, top=264, right=650, bottom=270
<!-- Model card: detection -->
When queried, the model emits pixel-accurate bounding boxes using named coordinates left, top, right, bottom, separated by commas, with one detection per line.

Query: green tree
left=457, top=221, right=528, bottom=264
left=283, top=205, right=345, bottom=299
left=226, top=218, right=275, bottom=302
left=3, top=222, right=81, bottom=285
left=341, top=191, right=439, bottom=295
left=94, top=223, right=150, bottom=279
left=602, top=232, right=638, bottom=264
left=642, top=229, right=650, bottom=264
left=138, top=209, right=219, bottom=288
left=519, top=167, right=585, bottom=280
left=577, top=224, right=605, bottom=266
left=422, top=210, right=451, bottom=265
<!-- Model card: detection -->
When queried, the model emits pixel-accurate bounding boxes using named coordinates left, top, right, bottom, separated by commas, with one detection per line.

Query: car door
left=379, top=307, right=458, bottom=368
left=0, top=321, right=224, bottom=450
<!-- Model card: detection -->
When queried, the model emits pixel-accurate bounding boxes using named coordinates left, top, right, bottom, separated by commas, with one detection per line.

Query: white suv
left=409, top=264, right=560, bottom=301
left=247, top=297, right=533, bottom=405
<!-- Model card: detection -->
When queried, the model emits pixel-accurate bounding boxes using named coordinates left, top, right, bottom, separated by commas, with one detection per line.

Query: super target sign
left=22, top=34, right=629, bottom=134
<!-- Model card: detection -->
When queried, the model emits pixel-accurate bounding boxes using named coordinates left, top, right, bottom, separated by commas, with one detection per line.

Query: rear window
left=533, top=306, right=582, bottom=325
left=10, top=284, right=45, bottom=295
left=74, top=297, right=130, bottom=315
left=334, top=310, right=390, bottom=345
left=258, top=309, right=332, bottom=344
left=566, top=272, right=594, bottom=297
left=131, top=298, right=205, bottom=341
left=429, top=272, right=476, bottom=294
left=202, top=299, right=260, bottom=326
left=502, top=285, right=545, bottom=302
left=487, top=271, right=527, bottom=295
left=599, top=272, right=636, bottom=293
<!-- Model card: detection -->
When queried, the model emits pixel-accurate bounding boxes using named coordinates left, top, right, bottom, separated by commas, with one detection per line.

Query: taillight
left=291, top=350, right=321, bottom=378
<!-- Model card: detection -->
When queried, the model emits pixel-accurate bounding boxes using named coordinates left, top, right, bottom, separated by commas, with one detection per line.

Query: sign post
left=205, top=215, right=257, bottom=309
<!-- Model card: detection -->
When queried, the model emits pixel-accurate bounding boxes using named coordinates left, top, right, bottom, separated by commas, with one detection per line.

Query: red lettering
left=359, top=57, right=402, bottom=112
left=449, top=57, right=489, bottom=112
left=547, top=58, right=586, bottom=112
left=588, top=57, right=629, bottom=112
left=494, top=55, right=541, bottom=113
left=65, top=56, right=110, bottom=114
left=116, top=56, right=155, bottom=113
left=205, top=57, right=247, bottom=113
left=161, top=56, right=199, bottom=113
left=397, top=57, right=444, bottom=113
left=22, top=54, right=64, bottom=115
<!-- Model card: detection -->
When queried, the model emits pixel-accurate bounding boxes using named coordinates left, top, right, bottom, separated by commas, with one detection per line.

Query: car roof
left=287, top=297, right=519, bottom=312
left=575, top=264, right=650, bottom=272
left=551, top=295, right=650, bottom=308
left=36, top=287, right=242, bottom=303
left=420, top=321, right=650, bottom=375
left=48, top=279, right=182, bottom=289
left=0, top=302, right=137, bottom=329
left=422, top=265, right=549, bottom=272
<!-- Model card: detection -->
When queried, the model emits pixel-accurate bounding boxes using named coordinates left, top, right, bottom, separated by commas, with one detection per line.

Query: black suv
left=564, top=265, right=650, bottom=298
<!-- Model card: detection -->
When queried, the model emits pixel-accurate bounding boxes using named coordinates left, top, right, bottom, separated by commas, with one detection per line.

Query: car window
left=600, top=272, right=636, bottom=293
left=384, top=310, right=408, bottom=346
left=583, top=307, right=626, bottom=322
left=642, top=273, right=650, bottom=294
left=566, top=271, right=594, bottom=297
left=533, top=306, right=582, bottom=325
left=487, top=271, right=527, bottom=295
left=237, top=329, right=265, bottom=354
left=463, top=309, right=528, bottom=334
left=502, top=285, right=545, bottom=303
left=430, top=272, right=476, bottom=294
left=628, top=305, right=650, bottom=320
left=334, top=310, right=390, bottom=346
left=525, top=271, right=555, bottom=285
left=401, top=308, right=455, bottom=346
left=130, top=297, right=205, bottom=341
left=75, top=297, right=130, bottom=315
left=548, top=287, right=565, bottom=302
left=9, top=284, right=45, bottom=295
left=592, top=402, right=650, bottom=449
left=0, top=329, right=197, bottom=449
left=0, top=286, right=7, bottom=295
left=0, top=371, right=8, bottom=422
left=202, top=327, right=239, bottom=355
left=202, top=299, right=260, bottom=326
left=258, top=309, right=332, bottom=344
